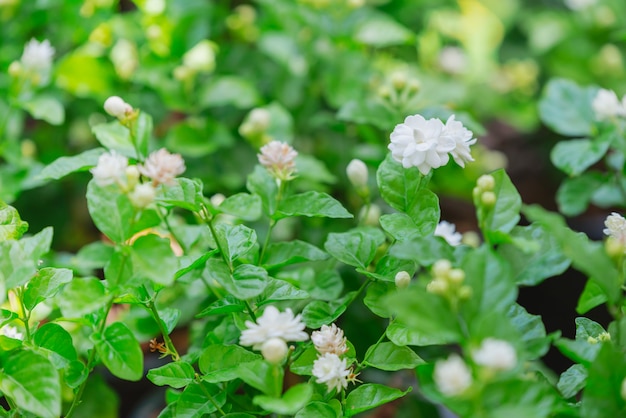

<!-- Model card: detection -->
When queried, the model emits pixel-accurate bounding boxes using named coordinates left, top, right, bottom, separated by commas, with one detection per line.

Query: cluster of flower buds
left=377, top=70, right=420, bottom=110
left=426, top=259, right=471, bottom=305
left=587, top=331, right=611, bottom=344
left=473, top=174, right=496, bottom=208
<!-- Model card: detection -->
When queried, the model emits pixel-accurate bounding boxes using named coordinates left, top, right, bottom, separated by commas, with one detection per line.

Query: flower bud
left=8, top=61, right=21, bottom=77
left=458, top=285, right=472, bottom=300
left=104, top=96, right=132, bottom=119
left=447, top=268, right=465, bottom=285
left=605, top=236, right=625, bottom=257
left=183, top=40, right=216, bottom=73
left=358, top=204, right=381, bottom=227
left=587, top=336, right=598, bottom=344
left=476, top=174, right=495, bottom=191
left=481, top=191, right=497, bottom=206
left=390, top=72, right=407, bottom=90
left=394, top=271, right=411, bottom=289
left=598, top=331, right=611, bottom=342
left=426, top=278, right=448, bottom=295
left=210, top=193, right=226, bottom=207
left=128, top=183, right=156, bottom=208
left=346, top=159, right=368, bottom=189
left=125, top=165, right=140, bottom=189
left=261, top=337, right=288, bottom=364
left=461, top=231, right=481, bottom=248
left=432, top=259, right=452, bottom=278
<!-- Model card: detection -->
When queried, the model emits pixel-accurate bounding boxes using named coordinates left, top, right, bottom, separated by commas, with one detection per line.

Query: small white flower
left=0, top=326, right=24, bottom=341
left=312, top=324, right=348, bottom=355
left=261, top=337, right=289, bottom=364
left=435, top=221, right=462, bottom=246
left=258, top=141, right=298, bottom=180
left=438, top=46, right=467, bottom=75
left=394, top=271, right=411, bottom=289
left=139, top=148, right=186, bottom=186
left=104, top=96, right=133, bottom=119
left=128, top=183, right=156, bottom=208
left=592, top=89, right=625, bottom=120
left=248, top=108, right=271, bottom=131
left=239, top=305, right=308, bottom=350
left=472, top=338, right=517, bottom=371
left=21, top=38, right=55, bottom=71
left=604, top=212, right=626, bottom=245
left=90, top=150, right=129, bottom=186
left=564, top=0, right=597, bottom=10
left=434, top=355, right=473, bottom=397
left=312, top=353, right=350, bottom=392
left=346, top=159, right=368, bottom=189
left=183, top=40, right=216, bottom=73
left=442, top=115, right=477, bottom=168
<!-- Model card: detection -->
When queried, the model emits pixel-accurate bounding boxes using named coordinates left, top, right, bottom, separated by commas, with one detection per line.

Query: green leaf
left=554, top=338, right=600, bottom=366
left=92, top=322, right=143, bottom=381
left=218, top=193, right=262, bottom=221
left=302, top=292, right=356, bottom=329
left=23, top=267, right=73, bottom=310
left=497, top=225, right=570, bottom=286
left=237, top=359, right=283, bottom=395
left=363, top=281, right=394, bottom=318
left=353, top=13, right=414, bottom=47
left=0, top=350, right=61, bottom=418
left=131, top=234, right=179, bottom=286
left=575, top=317, right=606, bottom=340
left=324, top=228, right=385, bottom=269
left=389, top=235, right=454, bottom=267
left=214, top=223, right=257, bottom=263
left=147, top=362, right=195, bottom=388
left=91, top=121, right=137, bottom=159
left=479, top=169, right=521, bottom=242
left=195, top=295, right=245, bottom=317
left=295, top=401, right=340, bottom=418
left=507, top=304, right=551, bottom=360
left=133, top=112, right=151, bottom=159
left=0, top=202, right=28, bottom=241
left=199, top=344, right=260, bottom=383
left=33, top=323, right=77, bottom=368
left=276, top=191, right=352, bottom=219
left=253, top=384, right=313, bottom=415
left=461, top=245, right=517, bottom=318
left=262, top=240, right=328, bottom=269
left=86, top=181, right=160, bottom=244
left=204, top=260, right=268, bottom=300
left=199, top=76, right=260, bottom=109
left=376, top=154, right=430, bottom=213
left=247, top=165, right=279, bottom=216
left=73, top=241, right=115, bottom=271
left=550, top=134, right=612, bottom=177
left=0, top=241, right=36, bottom=290
left=539, top=78, right=597, bottom=137
left=557, top=364, right=587, bottom=399
left=176, top=381, right=227, bottom=418
left=576, top=280, right=608, bottom=314
left=363, top=342, right=424, bottom=371
left=22, top=95, right=65, bottom=125
left=289, top=346, right=318, bottom=376
left=158, top=178, right=204, bottom=212
left=386, top=289, right=462, bottom=345
left=56, top=276, right=107, bottom=317
left=259, top=278, right=310, bottom=303
left=556, top=174, right=603, bottom=217
left=298, top=269, right=343, bottom=301
left=581, top=343, right=626, bottom=418
left=345, top=384, right=410, bottom=417
left=70, top=374, right=118, bottom=418
left=37, top=148, right=105, bottom=181
left=165, top=118, right=233, bottom=157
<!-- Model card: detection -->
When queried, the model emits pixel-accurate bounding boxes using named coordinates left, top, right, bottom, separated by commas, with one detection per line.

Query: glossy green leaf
left=22, top=95, right=65, bottom=125
left=147, top=362, right=195, bottom=388
left=200, top=76, right=260, bottom=109
left=259, top=278, right=310, bottom=303
left=507, top=304, right=551, bottom=360
left=576, top=280, right=607, bottom=315
left=218, top=193, right=262, bottom=221
left=132, top=112, right=151, bottom=159
left=253, top=384, right=313, bottom=415
left=302, top=292, right=356, bottom=329
left=195, top=295, right=245, bottom=317
left=353, top=13, right=414, bottom=47
left=539, top=78, right=596, bottom=137
left=324, top=228, right=385, bottom=269
left=557, top=364, right=587, bottom=399
left=479, top=169, right=521, bottom=242
left=345, top=384, right=410, bottom=417
left=581, top=344, right=626, bottom=418
left=70, top=374, right=118, bottom=418
left=364, top=342, right=424, bottom=371
left=262, top=240, right=328, bottom=269
left=550, top=134, right=612, bottom=177
left=289, top=346, right=318, bottom=376
left=295, top=401, right=340, bottom=418
left=176, top=382, right=227, bottom=418
left=91, top=121, right=137, bottom=159
left=246, top=165, right=278, bottom=216
left=237, top=359, right=283, bottom=395
left=298, top=269, right=343, bottom=301
left=556, top=174, right=603, bottom=217
left=56, top=276, right=107, bottom=317
left=23, top=267, right=73, bottom=310
left=376, top=154, right=430, bottom=213
left=554, top=338, right=600, bottom=366
left=0, top=350, right=61, bottom=418
left=363, top=281, right=394, bottom=318
left=0, top=202, right=28, bottom=241
left=158, top=178, right=204, bottom=212
left=389, top=235, right=454, bottom=267
left=73, top=241, right=115, bottom=271
left=276, top=191, right=352, bottom=219
left=37, top=148, right=105, bottom=181
left=575, top=317, right=606, bottom=340
left=214, top=223, right=257, bottom=263
left=199, top=344, right=260, bottom=383
left=131, top=234, right=179, bottom=286
left=92, top=322, right=143, bottom=381
left=33, top=322, right=77, bottom=368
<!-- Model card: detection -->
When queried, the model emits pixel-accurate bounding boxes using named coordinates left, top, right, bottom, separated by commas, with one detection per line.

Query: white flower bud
left=104, top=96, right=133, bottom=119
left=476, top=174, right=495, bottom=191
left=128, top=183, right=156, bottom=208
left=434, top=355, right=472, bottom=397
left=183, top=40, right=216, bottom=73
left=394, top=271, right=411, bottom=288
left=432, top=259, right=452, bottom=278
left=447, top=268, right=465, bottom=285
left=210, top=193, right=226, bottom=207
left=472, top=338, right=517, bottom=371
left=261, top=337, right=288, bottom=364
left=481, top=191, right=497, bottom=206
left=358, top=204, right=381, bottom=227
left=426, top=278, right=448, bottom=295
left=346, top=159, right=368, bottom=189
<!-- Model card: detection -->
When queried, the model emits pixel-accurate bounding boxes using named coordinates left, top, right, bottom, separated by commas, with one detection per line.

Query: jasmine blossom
left=239, top=306, right=308, bottom=350
left=312, top=323, right=348, bottom=355
left=312, top=353, right=350, bottom=392
left=434, top=355, right=473, bottom=396
left=139, top=148, right=186, bottom=186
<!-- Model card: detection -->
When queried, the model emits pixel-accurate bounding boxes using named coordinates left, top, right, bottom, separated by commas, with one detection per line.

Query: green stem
left=145, top=293, right=181, bottom=362
left=161, top=210, right=188, bottom=254
left=259, top=180, right=285, bottom=265
left=272, top=364, right=283, bottom=398
left=206, top=214, right=233, bottom=272
left=356, top=318, right=394, bottom=373
left=244, top=300, right=257, bottom=322
left=195, top=375, right=226, bottom=416
left=16, top=287, right=32, bottom=342
left=65, top=299, right=114, bottom=418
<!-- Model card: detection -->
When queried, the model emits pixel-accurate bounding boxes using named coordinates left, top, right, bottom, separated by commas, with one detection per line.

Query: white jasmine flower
left=472, top=338, right=517, bottom=371
left=311, top=324, right=348, bottom=355
left=21, top=38, right=55, bottom=72
left=604, top=212, right=626, bottom=245
left=564, top=0, right=597, bottom=10
left=90, top=150, right=129, bottom=186
left=239, top=305, right=308, bottom=350
left=0, top=325, right=24, bottom=340
left=258, top=141, right=298, bottom=180
left=139, top=148, right=186, bottom=186
left=312, top=353, right=350, bottom=392
left=442, top=115, right=477, bottom=168
left=261, top=337, right=289, bottom=364
left=389, top=114, right=453, bottom=175
left=592, top=89, right=625, bottom=120
left=346, top=159, right=368, bottom=189
left=434, top=355, right=473, bottom=397
left=128, top=183, right=156, bottom=208
left=435, top=221, right=462, bottom=246
left=394, top=271, right=411, bottom=288
left=438, top=46, right=467, bottom=75
left=104, top=96, right=133, bottom=119
left=183, top=40, right=216, bottom=73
